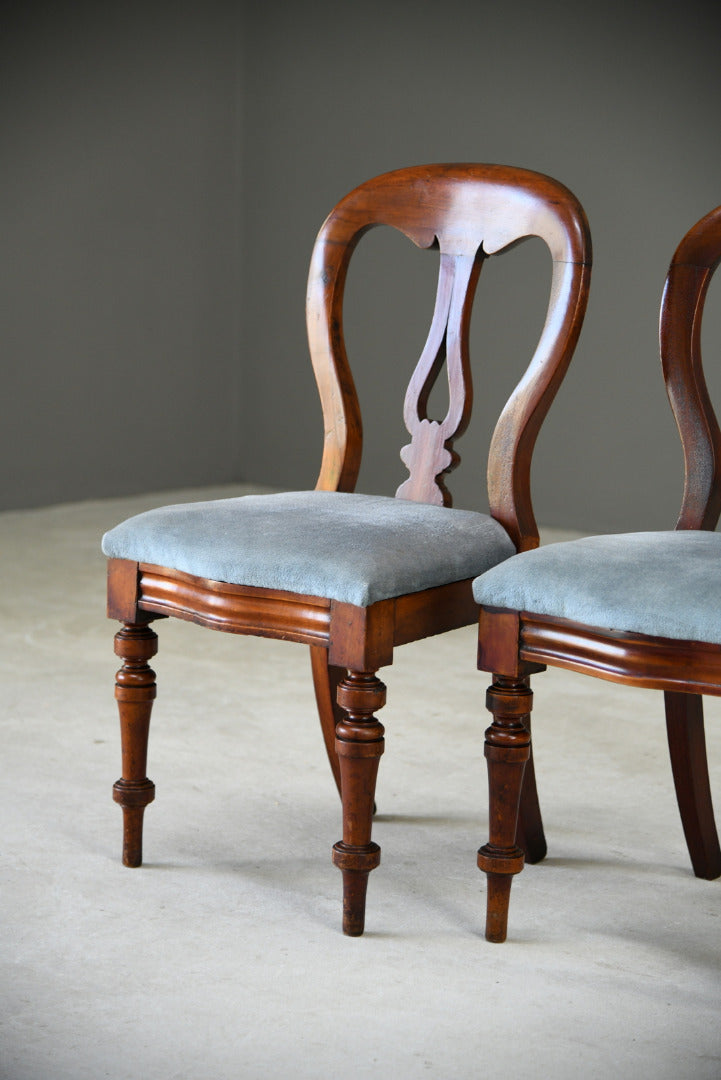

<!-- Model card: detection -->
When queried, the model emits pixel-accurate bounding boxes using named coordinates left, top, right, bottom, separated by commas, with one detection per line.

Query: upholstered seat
left=474, top=530, right=721, bottom=645
left=103, top=491, right=515, bottom=607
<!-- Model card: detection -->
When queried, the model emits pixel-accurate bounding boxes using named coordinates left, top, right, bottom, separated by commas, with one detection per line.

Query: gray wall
left=241, top=0, right=721, bottom=533
left=3, top=1, right=721, bottom=534
left=0, top=2, right=242, bottom=508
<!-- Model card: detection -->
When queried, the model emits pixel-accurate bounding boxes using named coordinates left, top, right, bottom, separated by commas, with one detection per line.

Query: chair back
left=306, top=163, right=591, bottom=550
left=661, top=205, right=721, bottom=531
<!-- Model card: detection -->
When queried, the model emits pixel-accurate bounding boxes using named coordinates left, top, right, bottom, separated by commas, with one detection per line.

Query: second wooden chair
left=474, top=204, right=721, bottom=942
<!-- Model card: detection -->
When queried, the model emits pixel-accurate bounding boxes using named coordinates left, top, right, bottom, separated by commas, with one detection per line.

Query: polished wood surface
left=477, top=204, right=721, bottom=941
left=308, top=163, right=591, bottom=548
left=662, top=205, right=721, bottom=533
left=665, top=691, right=721, bottom=879
left=112, top=623, right=158, bottom=868
left=309, top=645, right=344, bottom=798
left=477, top=677, right=531, bottom=943
left=492, top=610, right=721, bottom=696
left=107, top=164, right=591, bottom=934
left=331, top=672, right=386, bottom=936
left=138, top=563, right=332, bottom=646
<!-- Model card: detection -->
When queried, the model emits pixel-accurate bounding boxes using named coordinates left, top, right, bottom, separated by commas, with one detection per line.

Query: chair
left=474, top=204, right=721, bottom=942
left=102, top=163, right=591, bottom=935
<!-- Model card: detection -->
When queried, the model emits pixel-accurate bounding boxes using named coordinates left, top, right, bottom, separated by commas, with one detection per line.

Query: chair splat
left=396, top=250, right=482, bottom=507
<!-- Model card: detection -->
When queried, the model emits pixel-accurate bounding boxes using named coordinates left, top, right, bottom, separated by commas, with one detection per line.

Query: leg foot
left=112, top=623, right=158, bottom=867
left=112, top=781, right=155, bottom=867
left=332, top=671, right=385, bottom=935
left=665, top=691, right=721, bottom=879
left=485, top=872, right=514, bottom=943
left=477, top=677, right=532, bottom=942
left=332, top=841, right=381, bottom=936
left=341, top=870, right=371, bottom=938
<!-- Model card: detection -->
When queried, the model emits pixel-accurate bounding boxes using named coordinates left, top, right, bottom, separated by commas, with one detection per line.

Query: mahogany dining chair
left=102, top=164, right=591, bottom=935
left=474, top=204, right=721, bottom=942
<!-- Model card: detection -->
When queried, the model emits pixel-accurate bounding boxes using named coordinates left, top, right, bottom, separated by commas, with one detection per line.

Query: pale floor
left=1, top=486, right=720, bottom=1079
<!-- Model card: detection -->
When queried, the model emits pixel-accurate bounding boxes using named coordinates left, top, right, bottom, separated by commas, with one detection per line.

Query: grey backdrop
left=2, top=0, right=720, bottom=533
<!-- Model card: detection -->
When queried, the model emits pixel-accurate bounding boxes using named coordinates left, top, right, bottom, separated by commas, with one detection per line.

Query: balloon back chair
left=102, top=164, right=591, bottom=935
left=474, top=204, right=721, bottom=942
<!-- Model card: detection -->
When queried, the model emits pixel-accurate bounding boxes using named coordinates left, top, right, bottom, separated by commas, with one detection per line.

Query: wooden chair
left=102, top=163, right=591, bottom=935
left=474, top=204, right=721, bottom=942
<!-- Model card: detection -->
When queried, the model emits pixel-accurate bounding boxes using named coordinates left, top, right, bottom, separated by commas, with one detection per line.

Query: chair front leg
left=477, top=676, right=532, bottom=943
left=112, top=622, right=158, bottom=867
left=332, top=670, right=386, bottom=936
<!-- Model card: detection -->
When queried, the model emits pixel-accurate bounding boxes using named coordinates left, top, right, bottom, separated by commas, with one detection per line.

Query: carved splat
left=395, top=251, right=483, bottom=506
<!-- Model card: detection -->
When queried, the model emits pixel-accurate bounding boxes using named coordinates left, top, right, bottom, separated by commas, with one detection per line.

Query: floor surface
left=1, top=487, right=720, bottom=1079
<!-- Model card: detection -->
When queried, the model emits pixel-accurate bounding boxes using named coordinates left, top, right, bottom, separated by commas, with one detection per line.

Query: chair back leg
left=664, top=691, right=721, bottom=879
left=516, top=715, right=547, bottom=864
left=309, top=645, right=344, bottom=799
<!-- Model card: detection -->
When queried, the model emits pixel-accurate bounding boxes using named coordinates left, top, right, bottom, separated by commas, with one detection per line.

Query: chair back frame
left=661, top=204, right=721, bottom=531
left=307, top=163, right=591, bottom=550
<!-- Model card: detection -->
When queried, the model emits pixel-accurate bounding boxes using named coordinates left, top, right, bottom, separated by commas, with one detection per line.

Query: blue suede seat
left=473, top=530, right=721, bottom=644
left=103, top=490, right=516, bottom=607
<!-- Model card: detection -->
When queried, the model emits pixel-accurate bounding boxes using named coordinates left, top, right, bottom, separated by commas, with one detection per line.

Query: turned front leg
left=112, top=622, right=158, bottom=867
left=477, top=676, right=532, bottom=943
left=332, top=671, right=386, bottom=936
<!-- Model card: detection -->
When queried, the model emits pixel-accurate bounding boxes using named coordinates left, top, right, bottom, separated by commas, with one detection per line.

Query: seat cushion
left=472, top=530, right=721, bottom=644
left=102, top=490, right=516, bottom=607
